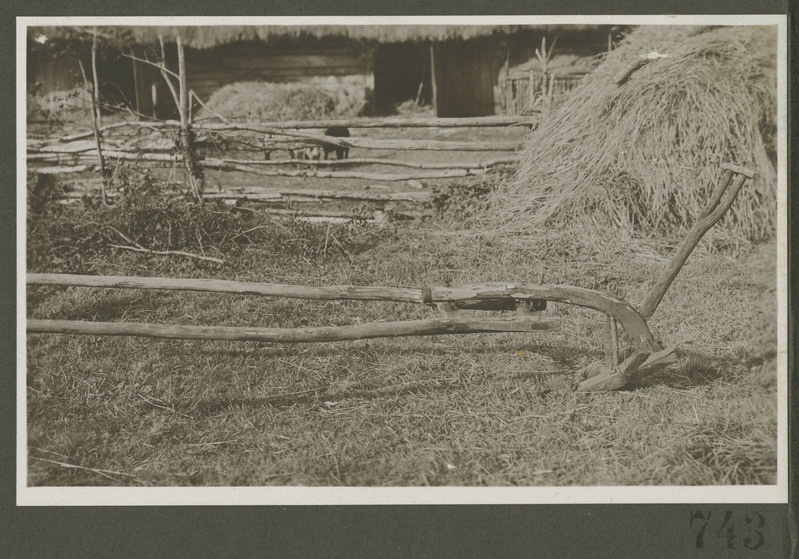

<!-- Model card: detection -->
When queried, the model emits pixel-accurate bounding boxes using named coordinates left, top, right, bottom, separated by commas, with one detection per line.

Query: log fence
left=27, top=117, right=530, bottom=178
left=28, top=115, right=532, bottom=222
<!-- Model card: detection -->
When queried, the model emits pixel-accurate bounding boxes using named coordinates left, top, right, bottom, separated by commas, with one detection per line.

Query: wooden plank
left=28, top=316, right=562, bottom=343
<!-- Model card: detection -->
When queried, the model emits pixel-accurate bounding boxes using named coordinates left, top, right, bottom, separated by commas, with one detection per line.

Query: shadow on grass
left=637, top=349, right=752, bottom=389
left=186, top=343, right=591, bottom=414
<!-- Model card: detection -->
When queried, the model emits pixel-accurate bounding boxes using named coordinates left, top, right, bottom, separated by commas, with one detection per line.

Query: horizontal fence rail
left=27, top=116, right=538, bottom=147
left=29, top=137, right=522, bottom=154
left=27, top=116, right=527, bottom=212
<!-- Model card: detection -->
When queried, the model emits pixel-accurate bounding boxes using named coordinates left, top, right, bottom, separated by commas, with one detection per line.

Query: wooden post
left=176, top=35, right=204, bottom=202
left=429, top=42, right=438, bottom=117
left=528, top=68, right=535, bottom=109
left=90, top=28, right=102, bottom=126
left=77, top=60, right=104, bottom=179
left=77, top=30, right=109, bottom=207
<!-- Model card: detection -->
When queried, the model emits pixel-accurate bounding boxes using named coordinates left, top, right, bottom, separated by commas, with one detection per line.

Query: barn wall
left=184, top=40, right=372, bottom=102
left=27, top=49, right=84, bottom=92
left=28, top=43, right=138, bottom=114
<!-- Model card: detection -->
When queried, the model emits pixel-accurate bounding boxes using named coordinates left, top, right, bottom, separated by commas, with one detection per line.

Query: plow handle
left=639, top=163, right=755, bottom=320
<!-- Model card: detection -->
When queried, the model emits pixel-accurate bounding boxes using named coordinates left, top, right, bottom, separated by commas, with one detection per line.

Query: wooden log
left=31, top=136, right=521, bottom=154
left=26, top=275, right=659, bottom=351
left=289, top=216, right=376, bottom=225
left=26, top=117, right=536, bottom=148
left=28, top=273, right=427, bottom=303
left=27, top=316, right=561, bottom=343
left=215, top=156, right=519, bottom=170
left=29, top=153, right=515, bottom=180
left=259, top=188, right=430, bottom=202
left=249, top=204, right=428, bottom=221
left=26, top=122, right=133, bottom=147
left=201, top=159, right=484, bottom=181
left=35, top=165, right=91, bottom=175
left=30, top=149, right=179, bottom=161
left=261, top=136, right=521, bottom=152
left=58, top=187, right=432, bottom=204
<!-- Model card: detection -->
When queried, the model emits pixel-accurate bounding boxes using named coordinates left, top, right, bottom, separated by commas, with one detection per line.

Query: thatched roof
left=29, top=24, right=613, bottom=49
left=494, top=25, right=778, bottom=246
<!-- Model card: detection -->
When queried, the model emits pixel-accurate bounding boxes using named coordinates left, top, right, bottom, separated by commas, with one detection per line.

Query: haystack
left=200, top=82, right=337, bottom=122
left=496, top=26, right=777, bottom=245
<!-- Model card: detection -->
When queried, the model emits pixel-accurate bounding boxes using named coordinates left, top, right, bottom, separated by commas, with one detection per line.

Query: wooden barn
left=27, top=25, right=618, bottom=119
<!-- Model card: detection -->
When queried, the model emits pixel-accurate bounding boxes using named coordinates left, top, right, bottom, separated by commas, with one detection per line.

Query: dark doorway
left=373, top=43, right=431, bottom=114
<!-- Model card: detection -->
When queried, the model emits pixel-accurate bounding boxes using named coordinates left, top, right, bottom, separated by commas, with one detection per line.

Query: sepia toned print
left=20, top=16, right=786, bottom=504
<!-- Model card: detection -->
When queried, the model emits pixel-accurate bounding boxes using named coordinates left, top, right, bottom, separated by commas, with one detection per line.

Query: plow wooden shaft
left=27, top=274, right=659, bottom=350
left=28, top=316, right=561, bottom=343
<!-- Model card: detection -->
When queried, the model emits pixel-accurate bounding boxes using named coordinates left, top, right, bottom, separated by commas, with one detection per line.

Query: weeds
left=26, top=171, right=393, bottom=276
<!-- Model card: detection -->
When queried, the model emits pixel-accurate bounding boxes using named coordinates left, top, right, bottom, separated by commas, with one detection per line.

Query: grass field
left=25, top=182, right=778, bottom=486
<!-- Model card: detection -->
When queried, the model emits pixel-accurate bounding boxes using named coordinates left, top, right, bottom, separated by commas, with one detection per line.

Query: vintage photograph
left=20, top=17, right=786, bottom=502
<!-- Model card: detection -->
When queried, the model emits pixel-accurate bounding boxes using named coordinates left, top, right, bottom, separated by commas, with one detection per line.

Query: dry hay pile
left=201, top=82, right=337, bottom=121
left=495, top=26, right=777, bottom=246
left=199, top=77, right=369, bottom=121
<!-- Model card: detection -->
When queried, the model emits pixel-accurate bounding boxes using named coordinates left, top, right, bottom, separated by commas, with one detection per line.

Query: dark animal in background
left=323, top=127, right=350, bottom=160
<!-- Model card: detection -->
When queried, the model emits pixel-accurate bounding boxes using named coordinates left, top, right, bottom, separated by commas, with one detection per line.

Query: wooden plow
left=26, top=163, right=754, bottom=392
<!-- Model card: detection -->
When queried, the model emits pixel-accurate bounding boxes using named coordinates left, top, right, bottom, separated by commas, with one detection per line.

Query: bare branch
left=121, top=51, right=181, bottom=81
left=109, top=244, right=226, bottom=265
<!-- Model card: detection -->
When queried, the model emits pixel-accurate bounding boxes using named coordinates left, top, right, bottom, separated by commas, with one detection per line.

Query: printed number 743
left=690, top=510, right=765, bottom=550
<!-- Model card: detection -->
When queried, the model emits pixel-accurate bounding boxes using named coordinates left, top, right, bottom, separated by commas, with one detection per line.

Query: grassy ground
left=26, top=199, right=777, bottom=486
